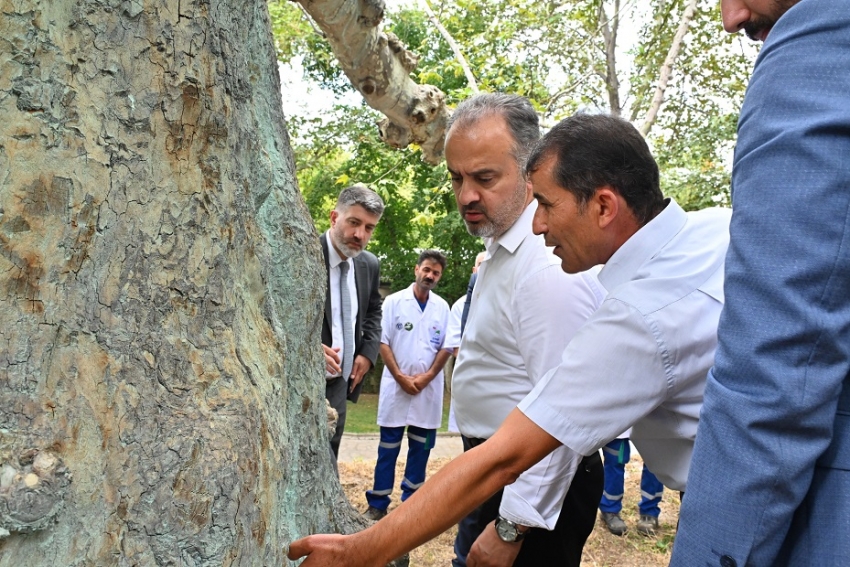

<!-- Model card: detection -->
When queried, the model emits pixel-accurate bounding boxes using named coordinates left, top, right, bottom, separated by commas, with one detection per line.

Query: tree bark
left=0, top=1, right=365, bottom=564
left=295, top=0, right=450, bottom=164
left=598, top=0, right=622, bottom=116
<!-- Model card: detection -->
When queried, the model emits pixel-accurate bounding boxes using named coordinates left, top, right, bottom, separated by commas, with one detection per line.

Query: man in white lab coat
left=364, top=250, right=452, bottom=520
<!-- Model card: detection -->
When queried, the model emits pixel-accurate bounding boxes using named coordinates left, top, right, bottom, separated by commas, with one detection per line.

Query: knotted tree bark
left=0, top=0, right=369, bottom=564
left=296, top=0, right=450, bottom=164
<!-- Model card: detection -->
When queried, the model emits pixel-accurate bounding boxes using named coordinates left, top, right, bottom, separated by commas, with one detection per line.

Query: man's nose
left=720, top=0, right=750, bottom=34
left=532, top=209, right=546, bottom=235
left=454, top=182, right=479, bottom=206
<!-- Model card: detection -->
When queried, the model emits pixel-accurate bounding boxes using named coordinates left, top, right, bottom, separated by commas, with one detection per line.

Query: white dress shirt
left=445, top=296, right=465, bottom=351
left=453, top=201, right=606, bottom=529
left=518, top=200, right=731, bottom=494
left=445, top=296, right=466, bottom=433
left=325, top=231, right=358, bottom=378
left=377, top=285, right=451, bottom=429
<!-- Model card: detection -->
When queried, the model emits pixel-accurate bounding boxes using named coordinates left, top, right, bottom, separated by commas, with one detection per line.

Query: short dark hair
left=335, top=184, right=385, bottom=217
left=525, top=114, right=664, bottom=225
left=448, top=93, right=540, bottom=167
left=417, top=249, right=447, bottom=271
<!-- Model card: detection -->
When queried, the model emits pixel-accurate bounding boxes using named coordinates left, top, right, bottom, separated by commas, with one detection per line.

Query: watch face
left=496, top=519, right=517, bottom=541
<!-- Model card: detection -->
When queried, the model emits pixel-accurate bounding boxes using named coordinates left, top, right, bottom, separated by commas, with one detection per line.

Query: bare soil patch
left=340, top=453, right=679, bottom=566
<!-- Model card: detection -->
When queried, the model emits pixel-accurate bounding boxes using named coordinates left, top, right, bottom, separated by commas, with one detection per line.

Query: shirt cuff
left=499, top=488, right=557, bottom=530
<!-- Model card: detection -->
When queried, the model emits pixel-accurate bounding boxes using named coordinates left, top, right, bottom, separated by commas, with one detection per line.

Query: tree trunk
left=0, top=1, right=364, bottom=564
left=639, top=0, right=699, bottom=136
left=599, top=0, right=622, bottom=116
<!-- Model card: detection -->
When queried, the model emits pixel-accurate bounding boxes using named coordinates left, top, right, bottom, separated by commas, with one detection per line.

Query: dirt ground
left=340, top=453, right=679, bottom=567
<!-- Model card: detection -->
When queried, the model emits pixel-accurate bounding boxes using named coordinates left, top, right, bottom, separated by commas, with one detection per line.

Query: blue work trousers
left=599, top=438, right=664, bottom=517
left=365, top=425, right=435, bottom=511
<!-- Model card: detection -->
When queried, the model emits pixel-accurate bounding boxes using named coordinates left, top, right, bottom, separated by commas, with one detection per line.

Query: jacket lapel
left=353, top=255, right=368, bottom=332
left=321, top=234, right=333, bottom=332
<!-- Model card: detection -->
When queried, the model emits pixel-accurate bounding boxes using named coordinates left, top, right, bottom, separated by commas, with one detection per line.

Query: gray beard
left=335, top=241, right=362, bottom=259
left=465, top=220, right=500, bottom=238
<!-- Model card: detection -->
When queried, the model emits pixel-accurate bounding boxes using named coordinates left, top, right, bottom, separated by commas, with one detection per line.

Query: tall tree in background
left=0, top=1, right=368, bottom=564
left=275, top=0, right=756, bottom=299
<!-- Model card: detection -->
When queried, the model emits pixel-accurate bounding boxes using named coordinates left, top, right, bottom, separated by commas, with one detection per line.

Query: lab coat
left=377, top=284, right=450, bottom=429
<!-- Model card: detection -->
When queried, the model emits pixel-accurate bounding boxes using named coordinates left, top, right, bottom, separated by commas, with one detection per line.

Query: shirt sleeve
left=444, top=301, right=463, bottom=350
left=380, top=295, right=394, bottom=345
left=519, top=298, right=668, bottom=458
left=498, top=265, right=602, bottom=529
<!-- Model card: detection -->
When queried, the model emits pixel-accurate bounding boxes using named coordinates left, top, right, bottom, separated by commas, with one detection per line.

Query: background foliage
left=270, top=0, right=757, bottom=299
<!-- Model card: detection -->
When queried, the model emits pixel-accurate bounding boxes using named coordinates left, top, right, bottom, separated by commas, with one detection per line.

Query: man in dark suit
left=321, top=185, right=384, bottom=468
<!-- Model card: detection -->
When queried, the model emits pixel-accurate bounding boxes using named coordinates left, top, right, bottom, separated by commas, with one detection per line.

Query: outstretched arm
left=288, top=409, right=562, bottom=566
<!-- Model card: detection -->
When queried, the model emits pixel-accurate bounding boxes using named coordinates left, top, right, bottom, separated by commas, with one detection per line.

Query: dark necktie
left=339, top=261, right=354, bottom=379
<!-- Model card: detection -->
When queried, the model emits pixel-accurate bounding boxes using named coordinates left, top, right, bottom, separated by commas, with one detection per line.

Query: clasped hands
left=393, top=371, right=433, bottom=395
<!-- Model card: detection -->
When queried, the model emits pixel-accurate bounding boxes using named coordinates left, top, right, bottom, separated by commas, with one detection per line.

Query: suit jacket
left=320, top=233, right=382, bottom=402
left=671, top=2, right=850, bottom=566
left=460, top=271, right=477, bottom=337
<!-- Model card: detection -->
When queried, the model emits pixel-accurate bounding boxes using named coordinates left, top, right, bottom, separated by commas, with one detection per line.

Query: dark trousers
left=452, top=436, right=603, bottom=567
left=326, top=376, right=348, bottom=476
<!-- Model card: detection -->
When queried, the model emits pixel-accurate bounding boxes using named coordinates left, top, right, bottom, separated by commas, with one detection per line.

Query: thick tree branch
left=639, top=0, right=698, bottom=136
left=295, top=0, right=450, bottom=164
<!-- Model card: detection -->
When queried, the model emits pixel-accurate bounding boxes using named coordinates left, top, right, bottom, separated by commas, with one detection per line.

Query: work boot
left=636, top=514, right=659, bottom=536
left=600, top=511, right=627, bottom=536
left=363, top=505, right=388, bottom=521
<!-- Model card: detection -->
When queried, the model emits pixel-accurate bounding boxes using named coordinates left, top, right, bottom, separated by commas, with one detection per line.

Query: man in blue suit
left=672, top=1, right=850, bottom=565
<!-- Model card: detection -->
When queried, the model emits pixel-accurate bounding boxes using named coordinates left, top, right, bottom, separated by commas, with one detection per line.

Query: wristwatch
left=494, top=516, right=529, bottom=543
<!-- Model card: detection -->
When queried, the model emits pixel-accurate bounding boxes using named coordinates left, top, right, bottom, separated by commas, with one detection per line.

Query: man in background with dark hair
left=363, top=250, right=451, bottom=520
left=289, top=112, right=731, bottom=567
left=321, top=185, right=384, bottom=472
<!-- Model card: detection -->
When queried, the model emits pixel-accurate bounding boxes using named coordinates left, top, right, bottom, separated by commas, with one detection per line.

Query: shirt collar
left=402, top=283, right=427, bottom=302
left=325, top=230, right=351, bottom=270
left=483, top=200, right=537, bottom=258
left=598, top=198, right=686, bottom=291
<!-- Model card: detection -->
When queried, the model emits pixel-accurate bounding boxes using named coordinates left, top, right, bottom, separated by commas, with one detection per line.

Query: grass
left=346, top=393, right=453, bottom=434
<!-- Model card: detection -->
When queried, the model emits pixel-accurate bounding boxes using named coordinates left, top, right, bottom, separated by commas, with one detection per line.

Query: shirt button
left=720, top=556, right=737, bottom=567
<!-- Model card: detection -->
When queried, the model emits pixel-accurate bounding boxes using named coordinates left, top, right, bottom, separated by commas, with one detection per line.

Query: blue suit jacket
left=672, top=2, right=850, bottom=566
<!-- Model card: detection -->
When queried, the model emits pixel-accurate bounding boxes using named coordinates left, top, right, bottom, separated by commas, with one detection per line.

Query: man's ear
left=593, top=186, right=620, bottom=230
left=330, top=209, right=339, bottom=227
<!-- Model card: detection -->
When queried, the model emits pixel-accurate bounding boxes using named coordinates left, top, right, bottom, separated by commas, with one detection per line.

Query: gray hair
left=335, top=184, right=385, bottom=217
left=447, top=93, right=540, bottom=167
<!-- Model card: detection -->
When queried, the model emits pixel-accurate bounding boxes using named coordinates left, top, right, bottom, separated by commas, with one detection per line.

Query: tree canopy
left=271, top=0, right=758, bottom=298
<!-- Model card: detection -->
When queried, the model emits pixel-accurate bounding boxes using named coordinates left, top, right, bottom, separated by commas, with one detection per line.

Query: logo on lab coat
left=404, top=322, right=414, bottom=331
left=429, top=325, right=442, bottom=346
